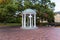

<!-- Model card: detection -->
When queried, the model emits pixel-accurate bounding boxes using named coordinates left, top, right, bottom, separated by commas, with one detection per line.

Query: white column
left=22, top=14, right=23, bottom=27
left=32, top=17, right=33, bottom=27
left=30, top=14, right=32, bottom=28
left=24, top=14, right=26, bottom=28
left=34, top=14, right=36, bottom=27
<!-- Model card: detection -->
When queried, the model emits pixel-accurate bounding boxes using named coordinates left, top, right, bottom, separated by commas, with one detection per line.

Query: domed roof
left=22, top=9, right=36, bottom=14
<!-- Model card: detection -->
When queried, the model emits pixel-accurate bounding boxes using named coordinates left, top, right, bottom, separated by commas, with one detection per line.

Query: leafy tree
left=0, top=0, right=55, bottom=25
left=0, top=0, right=20, bottom=23
left=18, top=0, right=55, bottom=25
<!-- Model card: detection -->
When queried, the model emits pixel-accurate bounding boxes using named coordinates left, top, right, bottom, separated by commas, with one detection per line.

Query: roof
left=22, top=9, right=36, bottom=14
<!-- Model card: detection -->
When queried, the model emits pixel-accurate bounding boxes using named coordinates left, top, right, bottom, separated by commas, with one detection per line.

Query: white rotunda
left=21, top=9, right=37, bottom=29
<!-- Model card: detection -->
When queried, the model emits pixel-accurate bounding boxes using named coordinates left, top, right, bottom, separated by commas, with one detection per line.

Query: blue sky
left=51, top=0, right=60, bottom=12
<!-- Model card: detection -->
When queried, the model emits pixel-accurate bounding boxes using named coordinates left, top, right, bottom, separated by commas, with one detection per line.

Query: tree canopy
left=18, top=0, right=55, bottom=24
left=0, top=0, right=55, bottom=25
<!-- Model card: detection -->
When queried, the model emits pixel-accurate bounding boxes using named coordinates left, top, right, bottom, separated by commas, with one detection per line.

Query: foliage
left=0, top=0, right=55, bottom=25
left=0, top=0, right=21, bottom=23
left=18, top=0, right=55, bottom=24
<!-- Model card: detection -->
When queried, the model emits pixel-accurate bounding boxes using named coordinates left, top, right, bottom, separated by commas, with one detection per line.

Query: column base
left=21, top=27, right=38, bottom=29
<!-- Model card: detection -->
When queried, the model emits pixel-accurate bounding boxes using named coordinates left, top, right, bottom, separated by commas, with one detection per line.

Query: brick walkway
left=0, top=27, right=60, bottom=40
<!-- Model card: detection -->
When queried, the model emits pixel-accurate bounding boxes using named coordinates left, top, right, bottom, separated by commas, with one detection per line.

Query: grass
left=0, top=23, right=21, bottom=27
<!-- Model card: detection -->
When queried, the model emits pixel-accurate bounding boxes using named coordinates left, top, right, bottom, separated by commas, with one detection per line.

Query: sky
left=51, top=0, right=60, bottom=12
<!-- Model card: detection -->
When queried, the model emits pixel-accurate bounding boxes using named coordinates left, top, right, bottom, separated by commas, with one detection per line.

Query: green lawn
left=0, top=23, right=21, bottom=27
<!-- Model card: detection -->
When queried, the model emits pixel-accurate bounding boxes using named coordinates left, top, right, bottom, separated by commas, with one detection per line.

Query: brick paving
left=0, top=27, right=60, bottom=40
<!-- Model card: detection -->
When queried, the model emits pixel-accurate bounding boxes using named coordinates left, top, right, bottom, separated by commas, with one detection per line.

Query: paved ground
left=0, top=27, right=60, bottom=40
